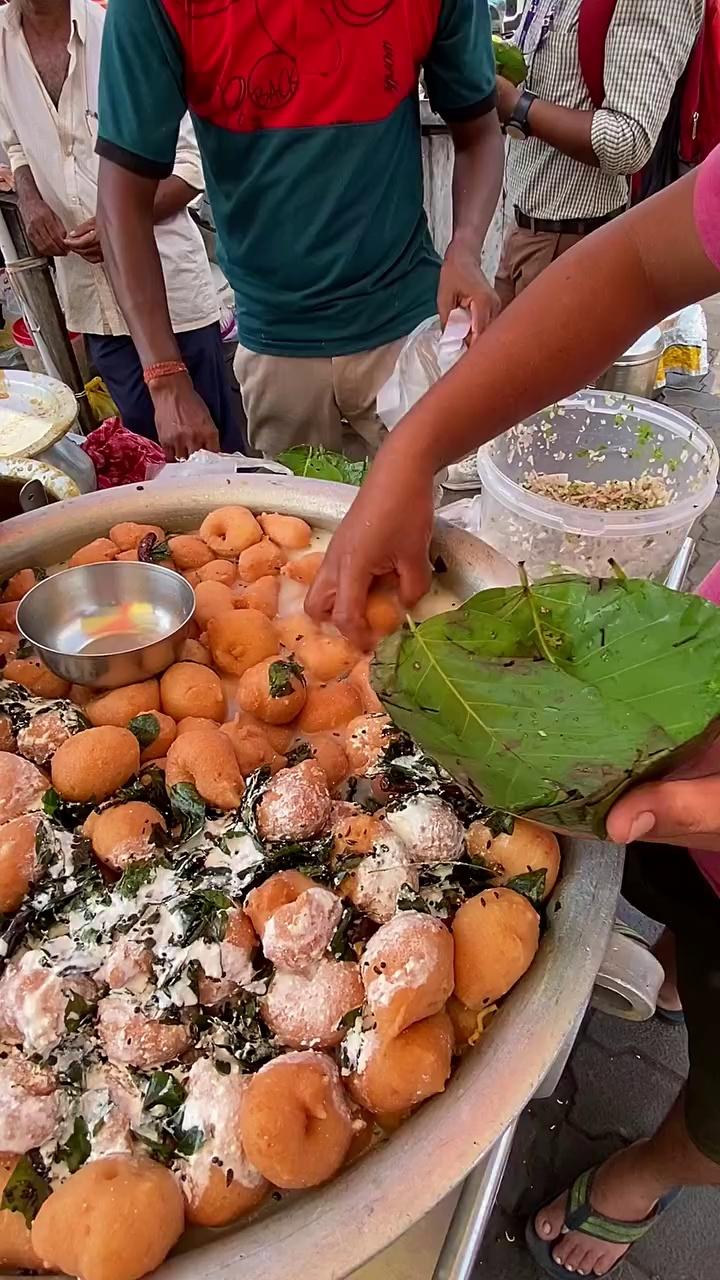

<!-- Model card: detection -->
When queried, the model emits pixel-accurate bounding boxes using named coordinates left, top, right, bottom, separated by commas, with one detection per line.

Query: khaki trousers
left=234, top=336, right=406, bottom=458
left=494, top=224, right=585, bottom=310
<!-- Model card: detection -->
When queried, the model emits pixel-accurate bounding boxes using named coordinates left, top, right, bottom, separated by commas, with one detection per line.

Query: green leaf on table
left=0, top=1155, right=50, bottom=1226
left=128, top=713, right=160, bottom=749
left=276, top=446, right=369, bottom=487
left=371, top=572, right=720, bottom=837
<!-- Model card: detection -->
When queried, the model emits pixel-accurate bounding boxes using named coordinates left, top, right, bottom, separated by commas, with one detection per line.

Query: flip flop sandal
left=525, top=1167, right=681, bottom=1278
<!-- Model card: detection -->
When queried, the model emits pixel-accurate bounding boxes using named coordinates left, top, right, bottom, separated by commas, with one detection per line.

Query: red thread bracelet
left=142, top=360, right=189, bottom=386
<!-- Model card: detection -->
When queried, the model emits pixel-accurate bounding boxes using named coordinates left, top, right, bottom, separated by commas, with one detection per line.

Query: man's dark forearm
left=525, top=99, right=598, bottom=167
left=97, top=158, right=181, bottom=366
left=154, top=176, right=200, bottom=224
left=13, top=164, right=40, bottom=207
left=448, top=115, right=504, bottom=250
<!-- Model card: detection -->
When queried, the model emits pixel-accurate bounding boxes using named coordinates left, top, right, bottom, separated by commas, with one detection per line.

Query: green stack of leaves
left=372, top=570, right=720, bottom=836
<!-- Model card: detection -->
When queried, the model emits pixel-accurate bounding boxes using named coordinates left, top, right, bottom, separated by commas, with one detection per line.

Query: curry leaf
left=372, top=574, right=720, bottom=837
left=128, top=713, right=161, bottom=749
left=169, top=783, right=206, bottom=839
left=144, top=1071, right=186, bottom=1114
left=505, top=870, right=547, bottom=906
left=268, top=659, right=304, bottom=699
left=55, top=1116, right=91, bottom=1174
left=0, top=1155, right=50, bottom=1226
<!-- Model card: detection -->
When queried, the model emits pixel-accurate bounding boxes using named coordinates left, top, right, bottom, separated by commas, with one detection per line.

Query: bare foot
left=652, top=929, right=683, bottom=1014
left=533, top=1147, right=658, bottom=1276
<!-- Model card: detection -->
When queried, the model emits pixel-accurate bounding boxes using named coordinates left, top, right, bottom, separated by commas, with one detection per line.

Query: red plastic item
left=12, top=317, right=80, bottom=345
left=80, top=419, right=165, bottom=490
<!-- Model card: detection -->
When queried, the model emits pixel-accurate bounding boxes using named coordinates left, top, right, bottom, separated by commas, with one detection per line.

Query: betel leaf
left=268, top=658, right=305, bottom=699
left=55, top=1116, right=91, bottom=1174
left=372, top=572, right=720, bottom=837
left=128, top=713, right=160, bottom=749
left=505, top=869, right=547, bottom=906
left=276, top=445, right=369, bottom=487
left=0, top=1155, right=50, bottom=1226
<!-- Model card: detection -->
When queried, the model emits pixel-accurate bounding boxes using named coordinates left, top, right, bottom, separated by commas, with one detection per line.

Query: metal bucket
left=595, top=327, right=664, bottom=398
left=0, top=477, right=623, bottom=1280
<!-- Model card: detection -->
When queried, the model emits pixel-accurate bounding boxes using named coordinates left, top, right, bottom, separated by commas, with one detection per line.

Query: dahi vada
left=85, top=679, right=160, bottom=729
left=240, top=1052, right=353, bottom=1189
left=83, top=802, right=166, bottom=872
left=258, top=512, right=312, bottom=549
left=160, top=661, right=224, bottom=722
left=207, top=609, right=278, bottom=677
left=31, top=1155, right=184, bottom=1280
left=199, top=506, right=262, bottom=557
left=238, top=656, right=306, bottom=725
left=452, top=887, right=540, bottom=1009
left=262, top=958, right=363, bottom=1050
left=51, top=727, right=139, bottom=803
left=348, top=1012, right=454, bottom=1114
left=361, top=911, right=454, bottom=1039
left=0, top=751, right=48, bottom=818
left=165, top=727, right=244, bottom=810
left=295, top=680, right=362, bottom=734
left=97, top=995, right=190, bottom=1069
left=256, top=759, right=331, bottom=843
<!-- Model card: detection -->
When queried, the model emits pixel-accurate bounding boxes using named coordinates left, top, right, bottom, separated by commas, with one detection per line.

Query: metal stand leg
left=0, top=199, right=95, bottom=435
left=431, top=1120, right=518, bottom=1280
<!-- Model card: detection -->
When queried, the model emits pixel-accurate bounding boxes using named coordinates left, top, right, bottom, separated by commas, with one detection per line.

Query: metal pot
left=0, top=476, right=623, bottom=1280
left=595, top=327, right=664, bottom=398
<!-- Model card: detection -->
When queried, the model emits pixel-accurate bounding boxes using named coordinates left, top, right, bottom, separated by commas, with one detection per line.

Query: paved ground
left=474, top=298, right=720, bottom=1280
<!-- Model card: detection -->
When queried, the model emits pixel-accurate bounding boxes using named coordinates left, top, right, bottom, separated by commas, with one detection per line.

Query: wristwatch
left=506, top=89, right=538, bottom=140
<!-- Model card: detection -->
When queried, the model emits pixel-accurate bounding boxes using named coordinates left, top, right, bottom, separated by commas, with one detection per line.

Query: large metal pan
left=0, top=476, right=623, bottom=1280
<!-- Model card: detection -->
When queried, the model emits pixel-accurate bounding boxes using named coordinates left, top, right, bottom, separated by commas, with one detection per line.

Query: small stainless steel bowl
left=17, top=562, right=195, bottom=689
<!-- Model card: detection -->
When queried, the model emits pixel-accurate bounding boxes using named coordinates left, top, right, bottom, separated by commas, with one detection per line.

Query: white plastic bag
left=376, top=308, right=471, bottom=429
left=146, top=451, right=291, bottom=482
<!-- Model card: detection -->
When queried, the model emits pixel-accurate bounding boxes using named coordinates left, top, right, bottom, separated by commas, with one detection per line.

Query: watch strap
left=508, top=89, right=538, bottom=137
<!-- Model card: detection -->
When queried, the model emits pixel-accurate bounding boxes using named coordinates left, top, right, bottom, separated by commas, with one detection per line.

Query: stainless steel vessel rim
left=0, top=474, right=623, bottom=1280
left=16, top=560, right=196, bottom=660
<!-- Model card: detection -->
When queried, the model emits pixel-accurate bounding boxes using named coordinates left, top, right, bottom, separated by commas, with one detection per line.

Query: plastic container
left=11, top=316, right=88, bottom=381
left=476, top=389, right=719, bottom=580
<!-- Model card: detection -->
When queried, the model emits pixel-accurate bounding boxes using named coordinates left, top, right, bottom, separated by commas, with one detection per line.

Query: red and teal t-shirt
left=96, top=0, right=496, bottom=357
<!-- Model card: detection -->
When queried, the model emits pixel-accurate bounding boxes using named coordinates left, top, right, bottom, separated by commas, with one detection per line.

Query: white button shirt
left=0, top=0, right=218, bottom=337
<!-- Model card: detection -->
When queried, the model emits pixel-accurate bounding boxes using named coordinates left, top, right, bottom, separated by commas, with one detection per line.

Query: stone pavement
left=474, top=298, right=720, bottom=1280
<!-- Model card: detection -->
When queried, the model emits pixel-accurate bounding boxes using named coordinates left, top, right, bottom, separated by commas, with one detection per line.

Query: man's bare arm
left=154, top=175, right=200, bottom=224
left=438, top=112, right=504, bottom=336
left=307, top=170, right=719, bottom=642
left=97, top=158, right=218, bottom=458
left=14, top=165, right=68, bottom=256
